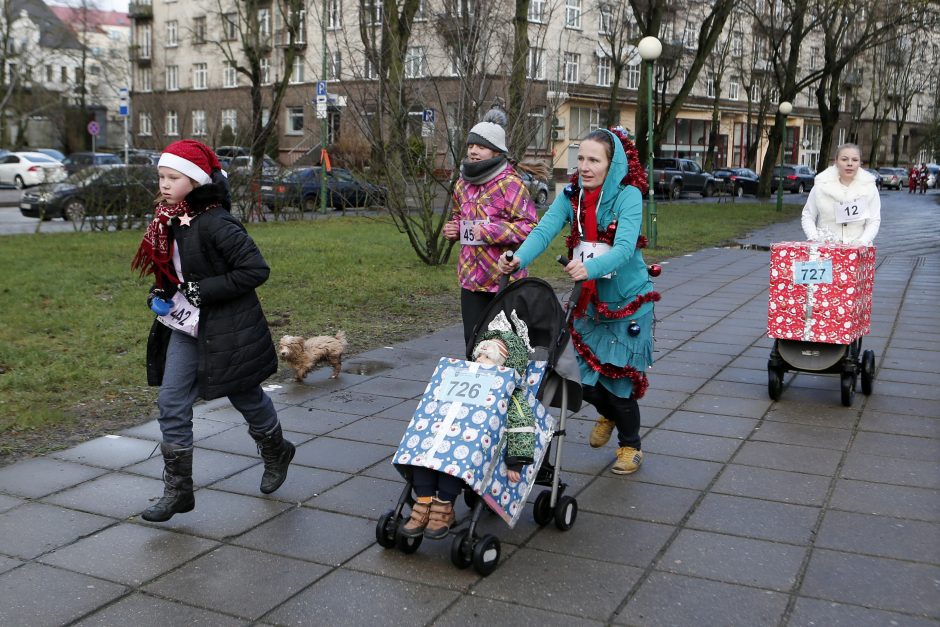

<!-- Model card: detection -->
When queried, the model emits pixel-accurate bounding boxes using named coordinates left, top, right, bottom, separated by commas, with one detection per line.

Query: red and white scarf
left=131, top=200, right=193, bottom=288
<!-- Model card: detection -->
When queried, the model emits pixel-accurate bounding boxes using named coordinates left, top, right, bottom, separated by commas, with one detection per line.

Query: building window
left=810, top=47, right=819, bottom=70
left=166, top=111, right=179, bottom=136
left=729, top=80, right=739, bottom=100
left=731, top=31, right=743, bottom=57
left=193, top=16, right=207, bottom=44
left=363, top=0, right=382, bottom=25
left=166, top=20, right=178, bottom=47
left=166, top=65, right=178, bottom=91
left=222, top=13, right=238, bottom=40
left=192, top=110, right=207, bottom=136
left=138, top=112, right=152, bottom=136
left=221, top=108, right=237, bottom=133
left=328, top=51, right=341, bottom=80
left=598, top=3, right=612, bottom=34
left=138, top=67, right=152, bottom=92
left=223, top=62, right=238, bottom=87
left=626, top=63, right=640, bottom=89
left=528, top=0, right=547, bottom=22
left=682, top=22, right=697, bottom=49
left=527, top=47, right=543, bottom=80
left=751, top=84, right=760, bottom=101
left=705, top=72, right=716, bottom=98
left=287, top=106, right=304, bottom=135
left=405, top=46, right=427, bottom=78
left=570, top=106, right=599, bottom=139
left=565, top=0, right=581, bottom=29
left=45, top=64, right=53, bottom=82
left=596, top=56, right=611, bottom=87
left=258, top=8, right=271, bottom=36
left=327, top=0, right=341, bottom=29
left=137, top=24, right=151, bottom=58
left=290, top=56, right=304, bottom=83
left=564, top=52, right=580, bottom=84
left=527, top=106, right=547, bottom=149
left=364, top=55, right=378, bottom=80
left=414, top=0, right=427, bottom=21
left=260, top=57, right=271, bottom=84
left=193, top=63, right=207, bottom=90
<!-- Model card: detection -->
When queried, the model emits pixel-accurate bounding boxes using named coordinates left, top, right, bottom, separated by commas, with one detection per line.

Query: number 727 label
left=793, top=259, right=833, bottom=285
left=437, top=369, right=498, bottom=406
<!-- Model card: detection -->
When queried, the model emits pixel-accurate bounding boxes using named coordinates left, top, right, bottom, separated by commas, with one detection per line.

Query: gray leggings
left=157, top=330, right=278, bottom=447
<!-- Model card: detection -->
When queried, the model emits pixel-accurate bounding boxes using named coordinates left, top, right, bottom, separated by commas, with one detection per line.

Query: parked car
left=877, top=167, right=908, bottom=190
left=926, top=164, right=939, bottom=189
left=260, top=167, right=387, bottom=211
left=229, top=154, right=285, bottom=176
left=518, top=170, right=550, bottom=206
left=864, top=168, right=883, bottom=190
left=61, top=151, right=122, bottom=175
left=770, top=164, right=816, bottom=194
left=34, top=148, right=67, bottom=162
left=711, top=167, right=760, bottom=197
left=19, top=165, right=158, bottom=223
left=214, top=146, right=250, bottom=159
left=0, top=151, right=68, bottom=188
left=652, top=157, right=716, bottom=198
left=126, top=149, right=161, bottom=165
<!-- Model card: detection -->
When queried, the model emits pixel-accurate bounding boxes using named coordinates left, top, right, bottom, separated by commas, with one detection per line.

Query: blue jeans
left=157, top=330, right=278, bottom=447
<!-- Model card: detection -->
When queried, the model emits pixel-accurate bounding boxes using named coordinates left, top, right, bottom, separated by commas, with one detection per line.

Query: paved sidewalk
left=0, top=196, right=938, bottom=625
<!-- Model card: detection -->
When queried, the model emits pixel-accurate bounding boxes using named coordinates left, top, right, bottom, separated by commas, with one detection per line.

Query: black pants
left=460, top=288, right=497, bottom=347
left=411, top=467, right=463, bottom=502
left=582, top=384, right=641, bottom=449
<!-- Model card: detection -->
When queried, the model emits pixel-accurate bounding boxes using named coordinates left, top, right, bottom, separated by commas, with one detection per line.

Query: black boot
left=141, top=443, right=195, bottom=522
left=249, top=423, right=295, bottom=494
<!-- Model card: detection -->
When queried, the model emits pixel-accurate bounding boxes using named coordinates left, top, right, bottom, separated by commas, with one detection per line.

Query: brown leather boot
left=424, top=497, right=455, bottom=539
left=401, top=496, right=432, bottom=537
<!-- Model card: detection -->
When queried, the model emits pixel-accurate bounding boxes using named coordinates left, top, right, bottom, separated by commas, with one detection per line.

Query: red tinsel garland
left=591, top=290, right=661, bottom=320
left=569, top=325, right=649, bottom=398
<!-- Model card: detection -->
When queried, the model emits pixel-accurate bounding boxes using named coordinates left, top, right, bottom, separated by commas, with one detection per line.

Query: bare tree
left=596, top=2, right=639, bottom=128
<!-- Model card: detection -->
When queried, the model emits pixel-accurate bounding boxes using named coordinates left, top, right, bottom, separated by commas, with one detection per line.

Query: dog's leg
left=330, top=357, right=342, bottom=379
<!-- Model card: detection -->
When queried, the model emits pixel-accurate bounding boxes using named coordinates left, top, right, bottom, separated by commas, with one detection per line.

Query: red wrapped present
left=768, top=241, right=875, bottom=344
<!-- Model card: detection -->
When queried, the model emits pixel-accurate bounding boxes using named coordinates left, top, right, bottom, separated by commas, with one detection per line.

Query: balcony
left=129, top=45, right=152, bottom=67
left=275, top=28, right=307, bottom=49
left=128, top=1, right=153, bottom=20
left=842, top=71, right=862, bottom=87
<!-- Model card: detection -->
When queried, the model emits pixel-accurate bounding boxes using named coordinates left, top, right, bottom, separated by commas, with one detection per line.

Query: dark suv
left=771, top=164, right=816, bottom=194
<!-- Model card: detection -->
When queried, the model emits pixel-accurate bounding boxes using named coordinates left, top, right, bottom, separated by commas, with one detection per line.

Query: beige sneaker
left=612, top=446, right=643, bottom=475
left=401, top=496, right=432, bottom=537
left=424, top=497, right=455, bottom=539
left=589, top=416, right=616, bottom=448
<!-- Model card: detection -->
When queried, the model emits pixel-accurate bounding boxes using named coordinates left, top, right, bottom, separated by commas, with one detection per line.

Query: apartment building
left=127, top=0, right=938, bottom=171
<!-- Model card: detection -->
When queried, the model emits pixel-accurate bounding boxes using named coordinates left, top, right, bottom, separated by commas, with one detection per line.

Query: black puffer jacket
left=146, top=181, right=277, bottom=400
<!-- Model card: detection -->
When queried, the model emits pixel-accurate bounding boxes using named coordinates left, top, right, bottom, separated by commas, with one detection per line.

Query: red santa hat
left=158, top=139, right=221, bottom=185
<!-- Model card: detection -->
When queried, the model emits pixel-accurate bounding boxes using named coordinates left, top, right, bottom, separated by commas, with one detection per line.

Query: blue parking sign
left=316, top=81, right=327, bottom=97
left=422, top=109, right=435, bottom=123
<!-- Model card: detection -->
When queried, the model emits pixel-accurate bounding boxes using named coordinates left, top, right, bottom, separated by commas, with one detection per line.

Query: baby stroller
left=375, top=277, right=583, bottom=576
left=766, top=241, right=876, bottom=407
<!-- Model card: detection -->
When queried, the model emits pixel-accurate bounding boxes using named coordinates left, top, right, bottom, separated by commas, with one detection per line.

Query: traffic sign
left=316, top=102, right=327, bottom=119
left=87, top=121, right=100, bottom=136
left=422, top=109, right=435, bottom=123
left=316, top=81, right=327, bottom=97
left=118, top=87, right=128, bottom=117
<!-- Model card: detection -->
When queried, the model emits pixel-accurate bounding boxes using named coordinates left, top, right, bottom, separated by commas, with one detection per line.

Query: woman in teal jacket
left=498, top=127, right=658, bottom=475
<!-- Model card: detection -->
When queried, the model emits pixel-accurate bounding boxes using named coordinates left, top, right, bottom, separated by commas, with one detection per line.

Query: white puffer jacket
left=800, top=165, right=881, bottom=245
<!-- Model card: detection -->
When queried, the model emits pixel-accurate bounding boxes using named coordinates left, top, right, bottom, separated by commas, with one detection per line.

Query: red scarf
left=131, top=200, right=192, bottom=287
left=573, top=186, right=602, bottom=315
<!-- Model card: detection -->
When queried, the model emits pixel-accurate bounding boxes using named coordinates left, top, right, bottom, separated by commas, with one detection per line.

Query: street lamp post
left=638, top=36, right=662, bottom=247
left=776, top=100, right=792, bottom=212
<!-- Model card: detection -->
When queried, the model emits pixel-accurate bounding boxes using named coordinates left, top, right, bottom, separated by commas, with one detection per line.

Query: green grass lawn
left=0, top=200, right=799, bottom=460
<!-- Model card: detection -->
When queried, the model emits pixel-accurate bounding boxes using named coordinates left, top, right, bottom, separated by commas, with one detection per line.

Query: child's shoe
left=424, top=497, right=455, bottom=539
left=401, top=496, right=432, bottom=537
left=589, top=416, right=616, bottom=448
left=612, top=446, right=643, bottom=475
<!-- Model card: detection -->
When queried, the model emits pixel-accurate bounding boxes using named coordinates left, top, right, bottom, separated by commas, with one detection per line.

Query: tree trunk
left=507, top=0, right=530, bottom=158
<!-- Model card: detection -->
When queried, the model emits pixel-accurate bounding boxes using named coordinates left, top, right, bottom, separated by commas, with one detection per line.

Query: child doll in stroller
left=400, top=330, right=535, bottom=539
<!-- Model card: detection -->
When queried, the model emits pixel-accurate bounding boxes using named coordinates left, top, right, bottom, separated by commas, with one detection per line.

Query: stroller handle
left=498, top=251, right=516, bottom=291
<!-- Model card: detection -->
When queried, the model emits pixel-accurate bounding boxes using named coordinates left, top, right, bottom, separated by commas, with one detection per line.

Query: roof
left=9, top=0, right=82, bottom=50
left=48, top=6, right=130, bottom=34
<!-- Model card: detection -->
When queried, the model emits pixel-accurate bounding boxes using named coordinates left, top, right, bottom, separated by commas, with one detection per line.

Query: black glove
left=180, top=281, right=202, bottom=307
left=147, top=287, right=166, bottom=309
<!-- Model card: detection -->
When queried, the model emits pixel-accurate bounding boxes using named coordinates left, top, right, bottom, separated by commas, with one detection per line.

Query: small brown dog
left=278, top=331, right=347, bottom=381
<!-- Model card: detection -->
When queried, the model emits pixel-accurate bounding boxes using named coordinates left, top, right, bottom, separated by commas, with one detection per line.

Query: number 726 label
left=437, top=369, right=497, bottom=406
left=793, top=259, right=833, bottom=285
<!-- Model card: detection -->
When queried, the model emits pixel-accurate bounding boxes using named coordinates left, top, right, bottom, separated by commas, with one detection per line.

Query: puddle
left=343, top=360, right=394, bottom=375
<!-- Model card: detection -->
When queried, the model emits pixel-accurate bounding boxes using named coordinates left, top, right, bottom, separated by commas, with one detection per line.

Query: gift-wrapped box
left=394, top=357, right=554, bottom=527
left=768, top=241, right=875, bottom=344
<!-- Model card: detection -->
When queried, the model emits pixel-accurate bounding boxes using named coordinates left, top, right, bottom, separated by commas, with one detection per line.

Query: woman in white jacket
left=801, top=143, right=881, bottom=245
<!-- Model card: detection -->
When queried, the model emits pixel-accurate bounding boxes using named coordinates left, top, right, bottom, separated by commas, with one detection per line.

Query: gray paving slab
left=135, top=489, right=291, bottom=540
left=42, top=472, right=167, bottom=518
left=0, top=563, right=127, bottom=627
left=829, top=479, right=940, bottom=522
left=73, top=593, right=249, bottom=627
left=686, top=493, right=820, bottom=544
left=814, top=510, right=940, bottom=563
left=0, top=502, right=114, bottom=559
left=210, top=463, right=349, bottom=503
left=0, top=457, right=106, bottom=498
left=788, top=597, right=940, bottom=627
left=50, top=435, right=161, bottom=469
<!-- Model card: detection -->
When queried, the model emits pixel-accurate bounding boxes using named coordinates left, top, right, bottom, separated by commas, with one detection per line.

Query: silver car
left=518, top=170, right=550, bottom=206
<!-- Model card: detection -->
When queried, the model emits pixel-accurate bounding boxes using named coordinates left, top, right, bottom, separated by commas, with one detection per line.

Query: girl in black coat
left=132, top=139, right=294, bottom=522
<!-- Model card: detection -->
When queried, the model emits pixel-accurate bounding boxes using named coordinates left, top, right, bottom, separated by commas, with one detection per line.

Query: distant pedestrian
left=908, top=164, right=918, bottom=193
left=918, top=163, right=929, bottom=194
left=131, top=139, right=294, bottom=522
left=801, top=143, right=881, bottom=246
left=443, top=107, right=538, bottom=347
left=498, top=127, right=658, bottom=476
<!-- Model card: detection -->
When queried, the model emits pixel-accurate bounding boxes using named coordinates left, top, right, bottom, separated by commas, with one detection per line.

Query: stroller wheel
left=554, top=496, right=578, bottom=531
left=375, top=509, right=399, bottom=549
left=840, top=372, right=855, bottom=407
left=861, top=350, right=875, bottom=395
left=450, top=530, right=473, bottom=569
left=768, top=367, right=783, bottom=401
left=533, top=490, right=553, bottom=526
left=472, top=534, right=501, bottom=576
left=395, top=526, right=423, bottom=554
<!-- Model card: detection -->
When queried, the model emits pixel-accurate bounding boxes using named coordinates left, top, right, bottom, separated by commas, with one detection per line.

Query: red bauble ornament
left=648, top=264, right=662, bottom=277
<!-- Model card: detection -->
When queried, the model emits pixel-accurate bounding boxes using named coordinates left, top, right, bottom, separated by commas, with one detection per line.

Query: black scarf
left=460, top=155, right=508, bottom=185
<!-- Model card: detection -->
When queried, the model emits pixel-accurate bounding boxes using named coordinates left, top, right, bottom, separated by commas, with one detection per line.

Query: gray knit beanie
left=466, top=108, right=508, bottom=153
